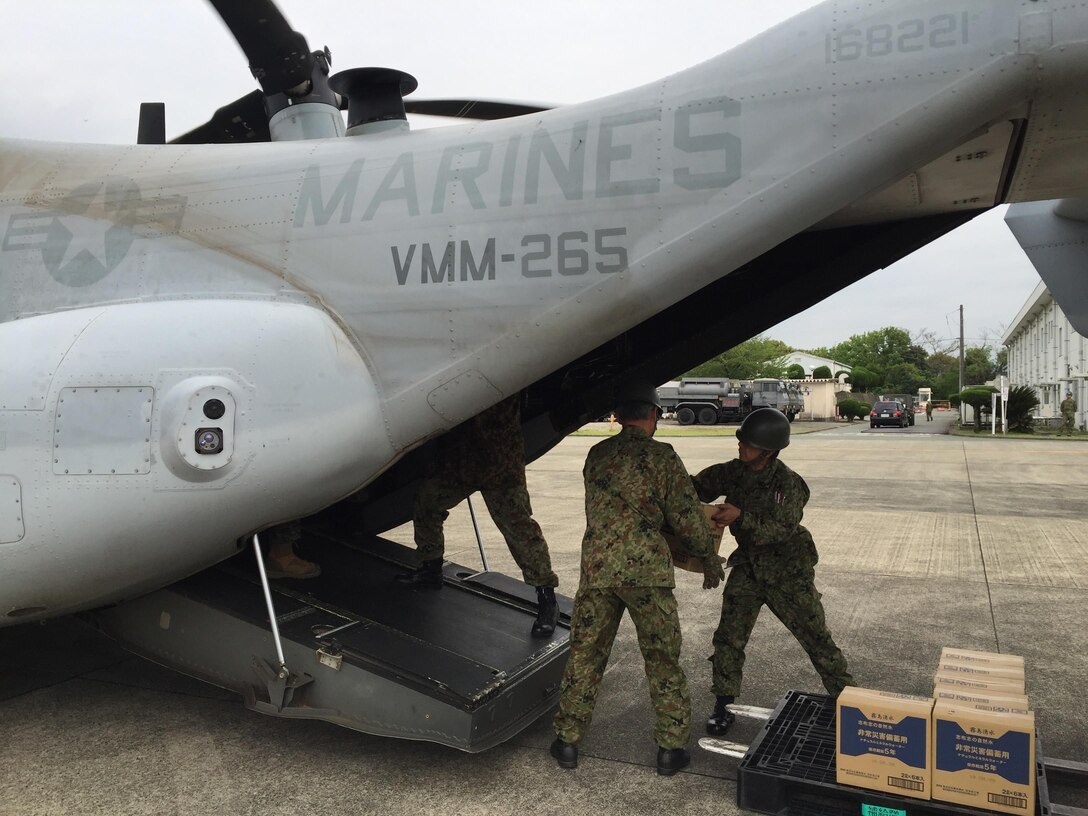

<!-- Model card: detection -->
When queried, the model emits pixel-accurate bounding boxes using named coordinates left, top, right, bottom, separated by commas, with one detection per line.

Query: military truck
left=661, top=377, right=804, bottom=425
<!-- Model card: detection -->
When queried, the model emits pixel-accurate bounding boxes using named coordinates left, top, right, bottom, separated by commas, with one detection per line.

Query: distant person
left=925, top=402, right=933, bottom=422
left=264, top=520, right=320, bottom=579
left=691, top=409, right=854, bottom=737
left=396, top=393, right=559, bottom=638
left=1060, top=391, right=1077, bottom=436
left=550, top=381, right=724, bottom=776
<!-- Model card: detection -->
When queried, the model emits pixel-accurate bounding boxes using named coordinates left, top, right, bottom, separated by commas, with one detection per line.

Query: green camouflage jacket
left=691, top=457, right=817, bottom=565
left=580, top=425, right=714, bottom=588
left=437, top=395, right=526, bottom=489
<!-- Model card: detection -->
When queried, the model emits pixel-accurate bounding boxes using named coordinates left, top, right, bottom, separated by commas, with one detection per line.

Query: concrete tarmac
left=3, top=414, right=1086, bottom=816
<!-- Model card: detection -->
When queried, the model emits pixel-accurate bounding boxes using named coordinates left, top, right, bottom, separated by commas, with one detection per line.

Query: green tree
left=884, top=362, right=926, bottom=395
left=757, top=359, right=789, bottom=379
left=964, top=346, right=999, bottom=384
left=958, top=387, right=997, bottom=432
left=812, top=365, right=832, bottom=379
left=996, top=385, right=1040, bottom=433
left=684, top=336, right=793, bottom=379
left=923, top=351, right=959, bottom=399
left=827, top=327, right=914, bottom=373
left=838, top=399, right=870, bottom=421
left=932, top=370, right=960, bottom=400
left=925, top=352, right=956, bottom=376
left=787, top=334, right=1003, bottom=399
left=903, top=344, right=929, bottom=370
left=847, top=366, right=879, bottom=393
left=786, top=363, right=805, bottom=379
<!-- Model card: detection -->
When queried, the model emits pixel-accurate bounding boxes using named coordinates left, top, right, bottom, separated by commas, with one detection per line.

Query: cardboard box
left=934, top=672, right=1025, bottom=696
left=937, top=661, right=1024, bottom=682
left=664, top=504, right=726, bottom=573
left=940, top=647, right=1025, bottom=671
left=837, top=687, right=933, bottom=800
left=933, top=688, right=1031, bottom=713
left=932, top=702, right=1036, bottom=816
left=941, top=699, right=1032, bottom=716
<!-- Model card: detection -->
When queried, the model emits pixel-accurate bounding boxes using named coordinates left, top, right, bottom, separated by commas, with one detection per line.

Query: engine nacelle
left=0, top=300, right=396, bottom=624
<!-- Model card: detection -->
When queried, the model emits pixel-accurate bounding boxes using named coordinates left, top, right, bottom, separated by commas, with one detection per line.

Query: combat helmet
left=615, top=380, right=663, bottom=411
left=736, top=408, right=790, bottom=451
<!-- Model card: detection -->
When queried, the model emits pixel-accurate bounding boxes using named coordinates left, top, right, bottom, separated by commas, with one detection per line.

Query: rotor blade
left=207, top=0, right=313, bottom=95
left=137, top=103, right=166, bottom=145
left=170, top=89, right=270, bottom=144
left=402, top=99, right=552, bottom=120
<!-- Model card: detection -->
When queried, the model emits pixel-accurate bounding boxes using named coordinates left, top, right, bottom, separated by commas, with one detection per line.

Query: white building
left=1002, top=281, right=1086, bottom=430
left=780, top=351, right=852, bottom=379
left=787, top=378, right=853, bottom=421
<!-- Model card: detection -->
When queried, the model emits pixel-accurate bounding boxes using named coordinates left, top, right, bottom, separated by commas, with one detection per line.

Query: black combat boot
left=706, top=695, right=736, bottom=736
left=531, top=586, right=559, bottom=637
left=656, top=747, right=690, bottom=776
left=394, top=558, right=443, bottom=589
left=550, top=737, right=578, bottom=769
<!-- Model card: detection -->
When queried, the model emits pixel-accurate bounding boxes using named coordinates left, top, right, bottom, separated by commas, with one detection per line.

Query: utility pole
left=958, top=304, right=965, bottom=394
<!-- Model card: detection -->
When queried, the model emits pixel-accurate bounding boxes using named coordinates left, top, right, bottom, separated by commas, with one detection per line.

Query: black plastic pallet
left=738, top=691, right=1050, bottom=816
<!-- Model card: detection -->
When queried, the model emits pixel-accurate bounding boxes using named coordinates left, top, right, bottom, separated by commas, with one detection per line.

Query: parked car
left=882, top=393, right=917, bottom=426
left=870, top=400, right=910, bottom=428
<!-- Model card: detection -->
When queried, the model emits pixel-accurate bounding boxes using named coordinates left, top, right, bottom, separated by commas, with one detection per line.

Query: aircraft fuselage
left=2, top=0, right=1088, bottom=622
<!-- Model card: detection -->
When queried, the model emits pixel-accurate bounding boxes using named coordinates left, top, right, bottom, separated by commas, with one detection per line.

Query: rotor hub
left=330, top=68, right=418, bottom=135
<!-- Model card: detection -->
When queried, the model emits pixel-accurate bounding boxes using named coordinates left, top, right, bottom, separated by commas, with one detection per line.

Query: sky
left=0, top=0, right=1043, bottom=352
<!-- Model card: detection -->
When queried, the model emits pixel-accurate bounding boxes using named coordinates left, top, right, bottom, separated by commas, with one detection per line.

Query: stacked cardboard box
left=939, top=648, right=1026, bottom=671
left=932, top=688, right=1030, bottom=714
left=835, top=647, right=1035, bottom=816
left=931, top=648, right=1035, bottom=816
left=935, top=657, right=1025, bottom=696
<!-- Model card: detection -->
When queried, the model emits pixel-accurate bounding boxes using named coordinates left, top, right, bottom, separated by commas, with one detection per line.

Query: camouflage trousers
left=1060, top=416, right=1075, bottom=435
left=413, top=477, right=558, bottom=588
left=262, top=520, right=301, bottom=550
left=711, top=558, right=853, bottom=698
left=553, top=586, right=690, bottom=749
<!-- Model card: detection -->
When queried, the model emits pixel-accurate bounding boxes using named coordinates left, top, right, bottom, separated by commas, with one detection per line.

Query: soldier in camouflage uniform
left=1060, top=391, right=1077, bottom=436
left=692, top=408, right=853, bottom=737
left=551, top=382, right=725, bottom=776
left=263, top=519, right=320, bottom=579
left=396, top=393, right=560, bottom=637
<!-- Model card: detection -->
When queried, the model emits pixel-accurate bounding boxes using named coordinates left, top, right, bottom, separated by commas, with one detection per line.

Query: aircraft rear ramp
left=84, top=532, right=571, bottom=752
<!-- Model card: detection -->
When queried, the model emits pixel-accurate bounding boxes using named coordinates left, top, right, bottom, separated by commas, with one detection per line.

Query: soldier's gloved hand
left=702, top=556, right=725, bottom=590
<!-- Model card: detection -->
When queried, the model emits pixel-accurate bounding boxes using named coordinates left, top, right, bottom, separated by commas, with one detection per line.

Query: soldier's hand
left=712, top=502, right=742, bottom=527
left=702, top=556, right=726, bottom=590
left=710, top=503, right=730, bottom=528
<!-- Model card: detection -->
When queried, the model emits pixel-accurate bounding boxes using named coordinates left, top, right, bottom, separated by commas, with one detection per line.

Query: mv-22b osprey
left=2, top=0, right=1087, bottom=750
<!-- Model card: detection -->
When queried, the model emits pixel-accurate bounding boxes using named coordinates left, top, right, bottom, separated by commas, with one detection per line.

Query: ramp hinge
left=247, top=657, right=314, bottom=712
